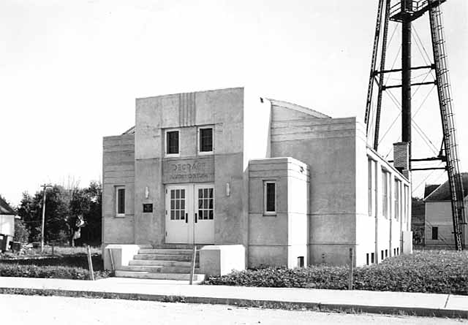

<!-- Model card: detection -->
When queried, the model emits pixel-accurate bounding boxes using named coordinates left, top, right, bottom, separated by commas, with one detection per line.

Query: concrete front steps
left=114, top=245, right=206, bottom=282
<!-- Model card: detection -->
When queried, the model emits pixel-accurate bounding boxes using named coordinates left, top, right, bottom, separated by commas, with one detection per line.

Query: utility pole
left=41, top=184, right=51, bottom=253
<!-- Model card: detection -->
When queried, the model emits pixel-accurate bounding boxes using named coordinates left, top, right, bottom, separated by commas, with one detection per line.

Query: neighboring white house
left=424, top=173, right=468, bottom=248
left=0, top=196, right=16, bottom=251
left=102, top=87, right=412, bottom=277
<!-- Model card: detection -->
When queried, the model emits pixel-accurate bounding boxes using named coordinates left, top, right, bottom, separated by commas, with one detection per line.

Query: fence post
left=348, top=247, right=353, bottom=290
left=87, top=245, right=95, bottom=281
left=189, top=245, right=197, bottom=285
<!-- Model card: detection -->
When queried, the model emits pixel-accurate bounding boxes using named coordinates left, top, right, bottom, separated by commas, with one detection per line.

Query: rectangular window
left=382, top=170, right=390, bottom=218
left=169, top=189, right=185, bottom=220
left=166, top=130, right=179, bottom=155
left=381, top=250, right=384, bottom=261
left=432, top=227, right=439, bottom=240
left=385, top=249, right=388, bottom=258
left=368, top=159, right=373, bottom=216
left=394, top=179, right=401, bottom=221
left=199, top=127, right=213, bottom=153
left=198, top=187, right=214, bottom=220
left=404, top=185, right=409, bottom=224
left=371, top=252, right=375, bottom=264
left=264, top=181, right=276, bottom=215
left=116, top=186, right=125, bottom=217
left=368, top=158, right=377, bottom=217
left=366, top=253, right=369, bottom=265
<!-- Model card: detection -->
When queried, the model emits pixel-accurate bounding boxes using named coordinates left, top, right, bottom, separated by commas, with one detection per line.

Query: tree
left=17, top=182, right=102, bottom=246
left=14, top=219, right=29, bottom=243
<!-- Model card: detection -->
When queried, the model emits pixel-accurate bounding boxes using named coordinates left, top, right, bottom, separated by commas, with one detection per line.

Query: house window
left=116, top=186, right=125, bottom=217
left=199, top=127, right=213, bottom=153
left=264, top=181, right=276, bottom=215
left=432, top=227, right=439, bottom=240
left=166, top=130, right=179, bottom=155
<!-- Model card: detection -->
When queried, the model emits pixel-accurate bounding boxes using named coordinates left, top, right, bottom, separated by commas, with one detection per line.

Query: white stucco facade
left=102, top=87, right=411, bottom=269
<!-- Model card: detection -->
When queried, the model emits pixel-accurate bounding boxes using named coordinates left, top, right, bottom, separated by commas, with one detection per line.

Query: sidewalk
left=0, top=276, right=467, bottom=318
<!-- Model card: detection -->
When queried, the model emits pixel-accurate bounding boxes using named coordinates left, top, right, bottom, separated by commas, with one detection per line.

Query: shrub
left=204, top=250, right=468, bottom=295
left=0, top=250, right=111, bottom=280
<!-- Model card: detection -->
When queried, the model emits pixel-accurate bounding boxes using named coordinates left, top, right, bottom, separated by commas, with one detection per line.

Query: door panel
left=194, top=185, right=215, bottom=244
left=165, top=186, right=190, bottom=243
left=165, top=184, right=215, bottom=244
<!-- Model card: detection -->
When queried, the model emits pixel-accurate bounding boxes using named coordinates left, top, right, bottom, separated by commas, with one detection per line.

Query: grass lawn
left=204, top=250, right=468, bottom=295
left=0, top=246, right=110, bottom=280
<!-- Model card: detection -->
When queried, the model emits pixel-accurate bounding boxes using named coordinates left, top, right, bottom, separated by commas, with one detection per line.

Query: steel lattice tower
left=364, top=0, right=466, bottom=250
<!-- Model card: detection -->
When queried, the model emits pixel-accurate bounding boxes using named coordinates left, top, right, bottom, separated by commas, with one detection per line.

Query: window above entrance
left=198, top=127, right=213, bottom=154
left=166, top=130, right=179, bottom=156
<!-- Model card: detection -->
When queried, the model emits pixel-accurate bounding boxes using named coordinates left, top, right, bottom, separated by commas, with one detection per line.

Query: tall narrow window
left=368, top=159, right=373, bottom=216
left=116, top=186, right=125, bottom=217
left=394, top=179, right=401, bottom=221
left=368, top=158, right=377, bottom=217
left=264, top=181, right=276, bottom=215
left=404, top=185, right=409, bottom=224
left=199, top=127, right=213, bottom=153
left=166, top=130, right=179, bottom=155
left=382, top=170, right=390, bottom=218
left=432, top=227, right=439, bottom=240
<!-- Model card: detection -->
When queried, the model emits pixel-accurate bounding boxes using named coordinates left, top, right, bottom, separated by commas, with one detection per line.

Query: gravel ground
left=2, top=294, right=466, bottom=325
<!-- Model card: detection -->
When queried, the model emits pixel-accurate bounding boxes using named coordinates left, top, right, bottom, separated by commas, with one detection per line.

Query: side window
left=432, top=227, right=438, bottom=240
left=166, top=130, right=179, bottom=155
left=116, top=186, right=125, bottom=217
left=199, top=127, right=213, bottom=154
left=264, top=181, right=276, bottom=215
left=382, top=170, right=389, bottom=218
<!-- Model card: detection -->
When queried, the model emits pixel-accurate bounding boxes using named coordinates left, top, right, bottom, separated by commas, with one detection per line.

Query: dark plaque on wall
left=143, top=203, right=153, bottom=213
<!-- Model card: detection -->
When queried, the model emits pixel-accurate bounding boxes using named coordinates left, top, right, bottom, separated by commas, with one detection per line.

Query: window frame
left=165, top=129, right=180, bottom=157
left=382, top=169, right=390, bottom=219
left=263, top=181, right=277, bottom=216
left=115, top=186, right=126, bottom=217
left=198, top=126, right=214, bottom=155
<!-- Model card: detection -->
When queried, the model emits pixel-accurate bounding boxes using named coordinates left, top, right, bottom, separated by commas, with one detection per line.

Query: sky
left=1, top=0, right=467, bottom=205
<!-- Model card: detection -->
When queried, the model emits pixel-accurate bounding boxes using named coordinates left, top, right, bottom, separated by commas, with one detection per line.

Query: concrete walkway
left=0, top=277, right=467, bottom=318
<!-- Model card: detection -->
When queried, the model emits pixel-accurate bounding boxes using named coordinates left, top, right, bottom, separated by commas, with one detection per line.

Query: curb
left=1, top=287, right=467, bottom=319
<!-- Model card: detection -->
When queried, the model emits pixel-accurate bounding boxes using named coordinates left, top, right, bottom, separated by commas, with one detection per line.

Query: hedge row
left=0, top=253, right=111, bottom=280
left=205, top=251, right=468, bottom=295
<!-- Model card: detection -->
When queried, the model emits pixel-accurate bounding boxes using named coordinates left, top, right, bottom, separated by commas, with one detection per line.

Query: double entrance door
left=165, top=184, right=215, bottom=244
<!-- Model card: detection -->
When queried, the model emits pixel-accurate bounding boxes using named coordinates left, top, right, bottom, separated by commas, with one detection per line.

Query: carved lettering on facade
left=163, top=158, right=214, bottom=184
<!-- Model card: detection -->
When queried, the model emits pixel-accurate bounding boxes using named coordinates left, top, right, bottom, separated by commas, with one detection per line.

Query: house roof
left=424, top=184, right=440, bottom=199
left=0, top=197, right=15, bottom=215
left=424, top=173, right=468, bottom=201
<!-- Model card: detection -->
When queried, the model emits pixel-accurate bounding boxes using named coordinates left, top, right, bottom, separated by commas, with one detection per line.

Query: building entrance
left=165, top=184, right=215, bottom=244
